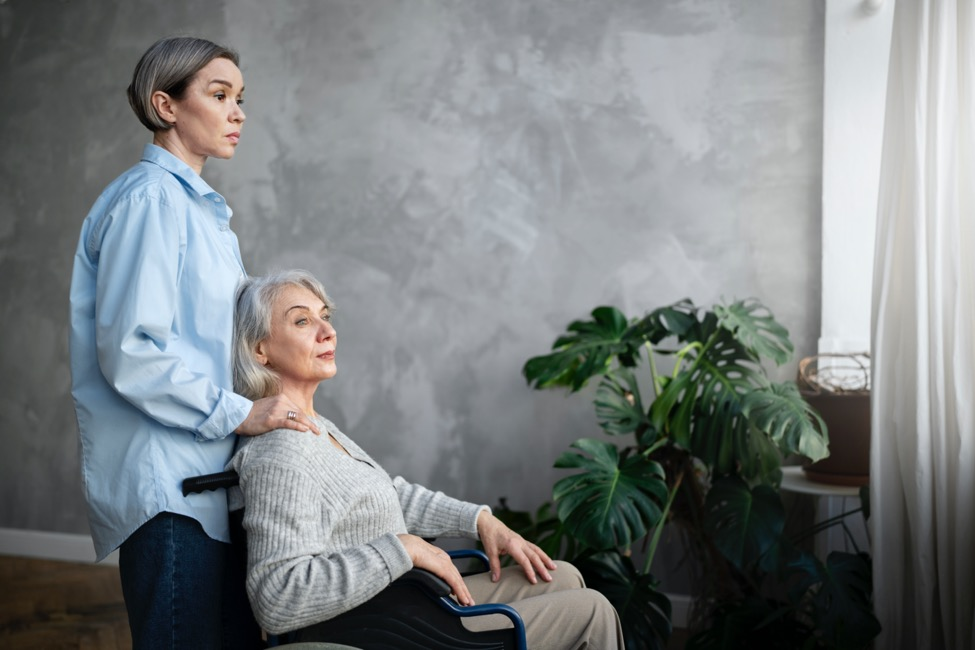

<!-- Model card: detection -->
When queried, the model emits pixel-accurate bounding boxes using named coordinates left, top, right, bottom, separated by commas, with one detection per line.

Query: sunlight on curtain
left=872, top=1, right=975, bottom=648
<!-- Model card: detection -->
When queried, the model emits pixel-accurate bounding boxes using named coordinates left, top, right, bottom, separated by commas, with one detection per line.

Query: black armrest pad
left=395, top=568, right=452, bottom=598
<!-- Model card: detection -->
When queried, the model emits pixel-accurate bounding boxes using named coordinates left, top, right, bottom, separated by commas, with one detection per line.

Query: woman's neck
left=152, top=132, right=206, bottom=175
left=280, top=385, right=317, bottom=419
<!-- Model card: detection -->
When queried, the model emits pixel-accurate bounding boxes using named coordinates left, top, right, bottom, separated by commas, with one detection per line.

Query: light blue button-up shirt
left=70, top=144, right=253, bottom=561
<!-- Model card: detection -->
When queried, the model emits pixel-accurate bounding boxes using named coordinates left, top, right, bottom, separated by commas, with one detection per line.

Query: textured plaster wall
left=0, top=0, right=823, bottom=586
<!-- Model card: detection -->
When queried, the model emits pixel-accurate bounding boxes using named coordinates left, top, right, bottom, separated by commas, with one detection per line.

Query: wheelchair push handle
left=181, top=470, right=240, bottom=496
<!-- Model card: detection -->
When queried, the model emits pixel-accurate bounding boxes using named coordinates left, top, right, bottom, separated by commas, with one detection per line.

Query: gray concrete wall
left=0, top=0, right=823, bottom=589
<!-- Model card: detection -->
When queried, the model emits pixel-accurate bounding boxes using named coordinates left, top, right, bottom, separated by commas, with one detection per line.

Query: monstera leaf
left=648, top=299, right=802, bottom=477
left=738, top=420, right=786, bottom=487
left=649, top=325, right=767, bottom=473
left=788, top=550, right=881, bottom=650
left=628, top=299, right=699, bottom=344
left=703, top=476, right=785, bottom=572
left=594, top=368, right=651, bottom=438
left=576, top=551, right=673, bottom=650
left=715, top=299, right=794, bottom=366
left=685, top=594, right=811, bottom=650
left=553, top=439, right=668, bottom=549
left=686, top=547, right=879, bottom=650
left=522, top=306, right=642, bottom=391
left=742, top=381, right=829, bottom=463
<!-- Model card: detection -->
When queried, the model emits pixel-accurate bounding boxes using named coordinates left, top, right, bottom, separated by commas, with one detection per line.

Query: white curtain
left=872, top=0, right=975, bottom=648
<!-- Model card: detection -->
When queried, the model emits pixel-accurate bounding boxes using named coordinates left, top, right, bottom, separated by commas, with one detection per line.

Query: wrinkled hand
left=234, top=395, right=321, bottom=436
left=477, top=510, right=556, bottom=584
left=397, top=534, right=475, bottom=606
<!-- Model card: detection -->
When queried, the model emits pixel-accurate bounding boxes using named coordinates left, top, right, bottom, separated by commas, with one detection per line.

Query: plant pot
left=800, top=390, right=870, bottom=486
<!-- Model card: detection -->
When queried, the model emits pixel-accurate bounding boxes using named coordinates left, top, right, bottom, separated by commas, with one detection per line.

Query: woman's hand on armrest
left=235, top=395, right=321, bottom=436
left=477, top=510, right=557, bottom=584
left=397, top=534, right=475, bottom=606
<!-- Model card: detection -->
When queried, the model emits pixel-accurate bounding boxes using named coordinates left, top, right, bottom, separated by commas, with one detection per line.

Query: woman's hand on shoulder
left=397, top=534, right=475, bottom=606
left=235, top=395, right=321, bottom=436
left=477, top=510, right=556, bottom=585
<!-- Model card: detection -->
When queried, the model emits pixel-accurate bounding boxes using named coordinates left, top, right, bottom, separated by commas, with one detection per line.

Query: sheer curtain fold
left=872, top=1, right=975, bottom=648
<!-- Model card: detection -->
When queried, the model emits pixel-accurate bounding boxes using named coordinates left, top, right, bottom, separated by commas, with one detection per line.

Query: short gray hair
left=127, top=36, right=240, bottom=132
left=233, top=270, right=335, bottom=401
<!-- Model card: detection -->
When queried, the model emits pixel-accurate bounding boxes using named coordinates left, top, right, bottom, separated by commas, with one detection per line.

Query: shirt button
left=213, top=197, right=223, bottom=203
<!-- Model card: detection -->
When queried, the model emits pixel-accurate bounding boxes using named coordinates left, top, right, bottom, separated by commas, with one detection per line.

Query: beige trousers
left=461, top=560, right=624, bottom=650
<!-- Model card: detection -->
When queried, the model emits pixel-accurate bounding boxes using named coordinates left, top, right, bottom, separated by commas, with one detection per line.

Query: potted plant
left=499, top=298, right=879, bottom=649
left=796, top=353, right=871, bottom=487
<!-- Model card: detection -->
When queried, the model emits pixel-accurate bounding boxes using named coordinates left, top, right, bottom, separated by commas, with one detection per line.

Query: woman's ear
left=151, top=90, right=177, bottom=126
left=254, top=340, right=270, bottom=367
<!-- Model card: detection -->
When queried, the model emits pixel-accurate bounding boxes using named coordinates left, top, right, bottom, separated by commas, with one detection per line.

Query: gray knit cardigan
left=227, top=415, right=488, bottom=635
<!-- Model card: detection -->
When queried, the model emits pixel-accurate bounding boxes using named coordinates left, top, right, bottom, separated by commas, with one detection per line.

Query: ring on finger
left=287, top=410, right=298, bottom=421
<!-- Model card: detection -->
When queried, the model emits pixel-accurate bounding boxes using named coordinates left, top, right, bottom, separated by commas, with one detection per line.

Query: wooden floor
left=0, top=555, right=130, bottom=650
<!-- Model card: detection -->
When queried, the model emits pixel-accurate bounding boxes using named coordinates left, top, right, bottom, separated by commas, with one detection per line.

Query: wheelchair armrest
left=434, top=598, right=528, bottom=650
left=395, top=567, right=451, bottom=597
left=448, top=547, right=490, bottom=570
left=392, top=565, right=528, bottom=650
left=283, top=565, right=528, bottom=649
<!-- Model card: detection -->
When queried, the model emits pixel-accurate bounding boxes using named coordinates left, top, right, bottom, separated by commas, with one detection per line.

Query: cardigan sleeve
left=392, top=475, right=489, bottom=540
left=233, top=447, right=413, bottom=634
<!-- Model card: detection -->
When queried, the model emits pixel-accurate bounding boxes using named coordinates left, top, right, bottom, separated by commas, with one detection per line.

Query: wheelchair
left=183, top=470, right=528, bottom=650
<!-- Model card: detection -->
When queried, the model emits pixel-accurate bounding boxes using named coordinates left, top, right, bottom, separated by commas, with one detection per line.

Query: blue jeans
left=118, top=512, right=262, bottom=650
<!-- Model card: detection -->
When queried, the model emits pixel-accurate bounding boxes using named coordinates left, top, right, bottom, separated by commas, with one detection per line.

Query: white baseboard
left=0, top=527, right=118, bottom=565
left=669, top=592, right=691, bottom=629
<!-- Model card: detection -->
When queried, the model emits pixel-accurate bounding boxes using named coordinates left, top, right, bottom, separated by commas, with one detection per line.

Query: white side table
left=780, top=466, right=869, bottom=559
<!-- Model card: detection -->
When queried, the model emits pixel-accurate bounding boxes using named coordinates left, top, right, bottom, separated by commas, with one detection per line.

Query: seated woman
left=227, top=269, right=624, bottom=649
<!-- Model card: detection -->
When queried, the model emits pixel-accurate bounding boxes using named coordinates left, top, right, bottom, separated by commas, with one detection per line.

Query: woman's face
left=160, top=57, right=246, bottom=172
left=256, top=285, right=337, bottom=395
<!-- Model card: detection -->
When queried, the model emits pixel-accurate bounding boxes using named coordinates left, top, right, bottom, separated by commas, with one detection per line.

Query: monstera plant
left=499, top=298, right=879, bottom=649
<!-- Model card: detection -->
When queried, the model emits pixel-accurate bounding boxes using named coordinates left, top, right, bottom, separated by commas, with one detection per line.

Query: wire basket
left=797, top=352, right=870, bottom=394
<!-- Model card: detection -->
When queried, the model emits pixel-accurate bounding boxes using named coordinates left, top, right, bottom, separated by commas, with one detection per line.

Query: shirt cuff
left=197, top=390, right=253, bottom=441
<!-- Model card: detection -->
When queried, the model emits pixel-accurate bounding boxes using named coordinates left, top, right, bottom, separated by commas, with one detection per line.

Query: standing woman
left=69, top=37, right=317, bottom=649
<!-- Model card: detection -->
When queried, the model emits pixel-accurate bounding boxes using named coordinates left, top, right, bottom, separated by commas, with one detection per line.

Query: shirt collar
left=141, top=143, right=220, bottom=199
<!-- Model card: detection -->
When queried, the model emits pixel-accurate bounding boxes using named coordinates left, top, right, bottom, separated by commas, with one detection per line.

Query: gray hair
left=233, top=270, right=335, bottom=401
left=127, top=36, right=240, bottom=132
